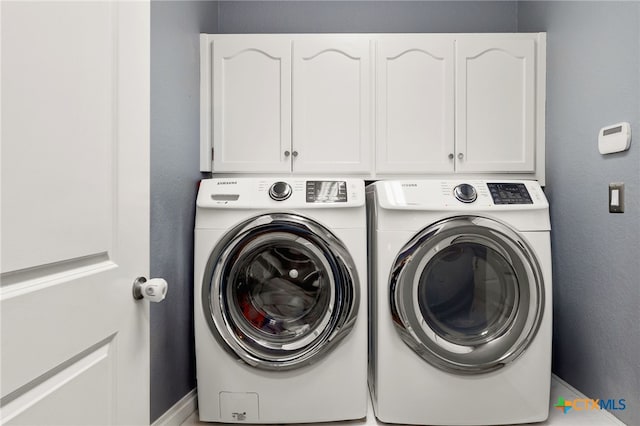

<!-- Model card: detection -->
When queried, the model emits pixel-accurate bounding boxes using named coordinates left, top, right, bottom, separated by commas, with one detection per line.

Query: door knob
left=132, top=277, right=168, bottom=302
left=458, top=153, right=464, bottom=160
left=284, top=150, right=290, bottom=157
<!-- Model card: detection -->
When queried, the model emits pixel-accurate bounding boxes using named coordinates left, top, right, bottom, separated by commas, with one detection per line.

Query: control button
left=269, top=181, right=292, bottom=201
left=453, top=183, right=477, bottom=203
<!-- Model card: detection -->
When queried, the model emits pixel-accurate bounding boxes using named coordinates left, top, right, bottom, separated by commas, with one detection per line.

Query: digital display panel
left=603, top=125, right=622, bottom=136
left=487, top=183, right=533, bottom=204
left=306, top=181, right=347, bottom=203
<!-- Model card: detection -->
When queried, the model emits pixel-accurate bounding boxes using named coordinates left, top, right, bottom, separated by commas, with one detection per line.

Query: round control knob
left=269, top=181, right=292, bottom=201
left=453, top=183, right=477, bottom=203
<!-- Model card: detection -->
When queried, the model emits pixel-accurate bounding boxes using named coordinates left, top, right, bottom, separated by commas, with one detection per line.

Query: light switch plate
left=609, top=183, right=624, bottom=213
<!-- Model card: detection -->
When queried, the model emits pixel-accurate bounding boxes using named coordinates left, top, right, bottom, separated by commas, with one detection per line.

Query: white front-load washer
left=194, top=177, right=367, bottom=423
left=367, top=179, right=552, bottom=425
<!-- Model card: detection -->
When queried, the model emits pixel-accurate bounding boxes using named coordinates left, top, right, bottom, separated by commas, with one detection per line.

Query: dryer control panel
left=374, top=179, right=547, bottom=211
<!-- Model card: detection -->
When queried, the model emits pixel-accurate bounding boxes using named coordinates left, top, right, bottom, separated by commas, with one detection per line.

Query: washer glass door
left=203, top=213, right=359, bottom=370
left=390, top=216, right=544, bottom=374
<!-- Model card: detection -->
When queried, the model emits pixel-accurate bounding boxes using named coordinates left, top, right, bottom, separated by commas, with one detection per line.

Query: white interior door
left=1, top=2, right=150, bottom=425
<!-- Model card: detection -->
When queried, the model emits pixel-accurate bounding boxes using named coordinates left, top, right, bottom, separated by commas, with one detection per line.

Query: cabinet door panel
left=212, top=39, right=291, bottom=172
left=456, top=39, right=536, bottom=173
left=292, top=39, right=371, bottom=173
left=376, top=38, right=454, bottom=174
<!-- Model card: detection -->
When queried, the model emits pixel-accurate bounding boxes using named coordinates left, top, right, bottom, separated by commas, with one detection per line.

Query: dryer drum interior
left=202, top=213, right=359, bottom=370
left=390, top=215, right=545, bottom=374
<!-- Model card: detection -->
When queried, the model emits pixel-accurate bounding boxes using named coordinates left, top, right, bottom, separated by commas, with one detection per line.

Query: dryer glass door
left=202, top=213, right=359, bottom=370
left=390, top=216, right=544, bottom=374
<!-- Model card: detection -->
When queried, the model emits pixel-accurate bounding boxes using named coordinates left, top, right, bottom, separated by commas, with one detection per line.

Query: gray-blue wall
left=150, top=1, right=218, bottom=422
left=518, top=2, right=640, bottom=424
left=151, top=1, right=640, bottom=424
left=217, top=1, right=517, bottom=33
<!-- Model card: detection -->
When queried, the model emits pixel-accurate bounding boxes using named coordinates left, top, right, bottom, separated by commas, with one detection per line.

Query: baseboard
left=152, top=389, right=197, bottom=426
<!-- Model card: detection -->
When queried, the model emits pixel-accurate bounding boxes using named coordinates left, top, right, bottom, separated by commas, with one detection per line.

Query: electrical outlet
left=609, top=183, right=624, bottom=213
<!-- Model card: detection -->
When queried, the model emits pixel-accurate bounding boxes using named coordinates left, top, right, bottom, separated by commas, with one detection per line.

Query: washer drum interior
left=202, top=213, right=360, bottom=370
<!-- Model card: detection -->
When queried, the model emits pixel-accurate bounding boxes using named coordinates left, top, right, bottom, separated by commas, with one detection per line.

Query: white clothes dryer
left=195, top=177, right=367, bottom=423
left=367, top=179, right=552, bottom=425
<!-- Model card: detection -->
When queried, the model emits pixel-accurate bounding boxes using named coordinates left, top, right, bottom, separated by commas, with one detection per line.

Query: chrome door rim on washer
left=389, top=216, right=545, bottom=374
left=202, top=213, right=359, bottom=370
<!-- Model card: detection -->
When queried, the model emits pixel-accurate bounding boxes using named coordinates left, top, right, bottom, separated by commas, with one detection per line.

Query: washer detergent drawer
left=220, top=392, right=259, bottom=422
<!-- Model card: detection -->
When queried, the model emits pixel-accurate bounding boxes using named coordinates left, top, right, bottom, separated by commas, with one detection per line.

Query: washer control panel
left=306, top=180, right=347, bottom=203
left=197, top=178, right=364, bottom=209
left=487, top=183, right=533, bottom=204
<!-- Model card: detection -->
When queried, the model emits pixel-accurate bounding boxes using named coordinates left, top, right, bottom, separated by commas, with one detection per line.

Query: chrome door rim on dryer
left=390, top=215, right=545, bottom=374
left=201, top=212, right=359, bottom=370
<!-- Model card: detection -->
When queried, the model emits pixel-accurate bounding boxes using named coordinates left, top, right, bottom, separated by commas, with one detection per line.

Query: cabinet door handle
left=458, top=153, right=464, bottom=160
left=284, top=150, right=290, bottom=157
left=292, top=151, right=299, bottom=157
left=448, top=153, right=454, bottom=160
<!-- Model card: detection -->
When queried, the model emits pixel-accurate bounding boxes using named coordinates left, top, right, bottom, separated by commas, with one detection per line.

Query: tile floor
left=181, top=376, right=626, bottom=426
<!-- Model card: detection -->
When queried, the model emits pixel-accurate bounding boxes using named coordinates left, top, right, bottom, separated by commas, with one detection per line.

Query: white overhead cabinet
left=292, top=39, right=372, bottom=173
left=208, top=38, right=292, bottom=173
left=201, top=33, right=545, bottom=182
left=376, top=34, right=544, bottom=177
left=201, top=35, right=372, bottom=173
left=376, top=36, right=455, bottom=174
left=455, top=37, right=537, bottom=174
